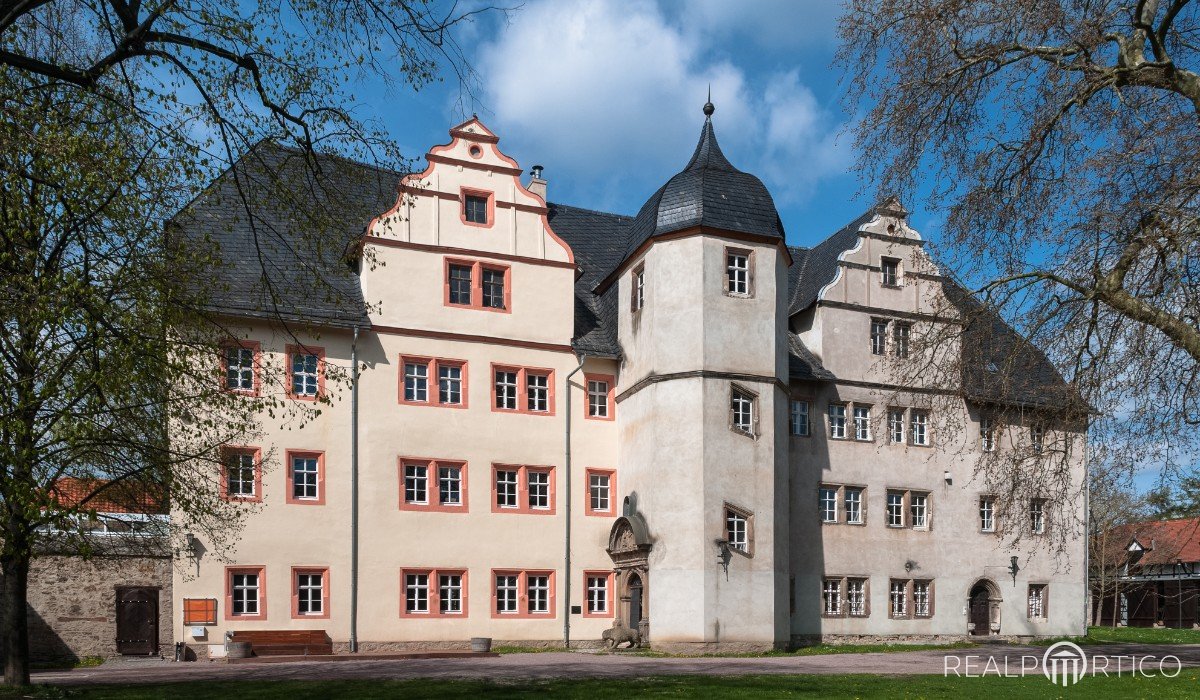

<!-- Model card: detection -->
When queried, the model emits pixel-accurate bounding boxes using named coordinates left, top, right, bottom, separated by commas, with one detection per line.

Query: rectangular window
left=1028, top=584, right=1046, bottom=619
left=289, top=348, right=321, bottom=398
left=587, top=470, right=613, bottom=515
left=495, top=369, right=518, bottom=410
left=1031, top=424, right=1045, bottom=453
left=404, top=361, right=429, bottom=402
left=910, top=410, right=930, bottom=446
left=881, top=257, right=900, bottom=287
left=290, top=454, right=320, bottom=501
left=587, top=379, right=611, bottom=419
left=405, top=572, right=430, bottom=614
left=438, top=364, right=463, bottom=405
left=725, top=507, right=750, bottom=553
left=464, top=194, right=489, bottom=224
left=231, top=572, right=261, bottom=616
left=888, top=409, right=905, bottom=444
left=726, top=249, right=751, bottom=296
left=445, top=259, right=510, bottom=312
left=439, top=573, right=464, bottom=615
left=586, top=574, right=610, bottom=615
left=910, top=493, right=928, bottom=529
left=224, top=449, right=258, bottom=500
left=482, top=267, right=506, bottom=309
left=493, top=465, right=555, bottom=514
left=224, top=344, right=256, bottom=392
left=632, top=266, right=645, bottom=311
left=853, top=405, right=872, bottom=441
left=526, top=372, right=550, bottom=412
left=828, top=404, right=847, bottom=439
left=893, top=322, right=911, bottom=359
left=819, top=487, right=839, bottom=523
left=495, top=574, right=519, bottom=614
left=296, top=571, right=325, bottom=616
left=822, top=579, right=842, bottom=616
left=980, top=496, right=996, bottom=532
left=527, top=469, right=551, bottom=510
left=438, top=465, right=462, bottom=506
left=870, top=319, right=888, bottom=356
left=731, top=387, right=755, bottom=435
left=1031, top=498, right=1046, bottom=534
left=448, top=264, right=473, bottom=305
left=845, top=487, right=863, bottom=524
left=914, top=581, right=931, bottom=617
left=404, top=463, right=428, bottom=505
left=527, top=574, right=550, bottom=614
left=495, top=469, right=518, bottom=509
left=886, top=491, right=905, bottom=528
left=790, top=400, right=810, bottom=437
left=493, top=366, right=555, bottom=415
left=890, top=580, right=908, bottom=618
left=847, top=579, right=867, bottom=617
left=981, top=417, right=996, bottom=452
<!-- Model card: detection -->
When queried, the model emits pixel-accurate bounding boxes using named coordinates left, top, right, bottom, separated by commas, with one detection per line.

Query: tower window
left=724, top=505, right=753, bottom=555
left=730, top=386, right=756, bottom=436
left=725, top=248, right=752, bottom=297
left=632, top=266, right=645, bottom=311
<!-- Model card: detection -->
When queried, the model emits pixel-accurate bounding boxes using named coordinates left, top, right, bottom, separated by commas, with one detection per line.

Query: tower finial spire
left=703, top=84, right=714, bottom=119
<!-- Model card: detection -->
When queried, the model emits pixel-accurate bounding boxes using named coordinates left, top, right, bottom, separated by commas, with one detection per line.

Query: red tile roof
left=49, top=477, right=167, bottom=515
left=1108, top=517, right=1200, bottom=566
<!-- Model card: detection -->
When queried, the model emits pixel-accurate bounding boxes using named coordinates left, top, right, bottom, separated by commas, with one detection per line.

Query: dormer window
left=881, top=257, right=901, bottom=287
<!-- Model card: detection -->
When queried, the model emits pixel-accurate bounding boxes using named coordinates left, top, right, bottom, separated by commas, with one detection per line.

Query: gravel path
left=32, top=643, right=1200, bottom=686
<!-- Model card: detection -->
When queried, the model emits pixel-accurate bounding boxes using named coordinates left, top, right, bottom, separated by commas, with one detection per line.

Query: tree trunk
left=1, top=553, right=31, bottom=686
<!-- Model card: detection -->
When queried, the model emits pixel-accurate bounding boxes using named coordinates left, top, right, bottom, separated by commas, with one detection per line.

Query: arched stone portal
left=968, top=578, right=1003, bottom=636
left=607, top=514, right=653, bottom=643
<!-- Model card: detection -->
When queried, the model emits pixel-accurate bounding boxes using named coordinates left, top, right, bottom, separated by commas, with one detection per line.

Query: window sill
left=730, top=427, right=757, bottom=440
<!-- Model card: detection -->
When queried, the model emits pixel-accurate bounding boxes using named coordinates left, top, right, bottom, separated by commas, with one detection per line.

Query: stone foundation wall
left=794, top=633, right=1051, bottom=646
left=22, top=553, right=173, bottom=662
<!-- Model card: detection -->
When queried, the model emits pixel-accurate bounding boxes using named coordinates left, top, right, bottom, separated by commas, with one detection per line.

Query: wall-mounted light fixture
left=714, top=539, right=732, bottom=577
left=1009, top=555, right=1020, bottom=585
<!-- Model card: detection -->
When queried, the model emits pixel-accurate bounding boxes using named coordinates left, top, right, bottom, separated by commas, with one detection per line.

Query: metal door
left=115, top=587, right=159, bottom=655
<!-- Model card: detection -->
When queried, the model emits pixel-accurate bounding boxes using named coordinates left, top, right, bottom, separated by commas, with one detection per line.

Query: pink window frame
left=398, top=355, right=469, bottom=409
left=490, top=364, right=556, bottom=416
left=583, top=373, right=616, bottom=421
left=490, top=569, right=556, bottom=619
left=583, top=468, right=617, bottom=517
left=285, top=449, right=326, bottom=506
left=491, top=464, right=556, bottom=515
left=443, top=258, right=511, bottom=313
left=397, top=457, right=470, bottom=513
left=219, top=340, right=261, bottom=396
left=460, top=187, right=496, bottom=229
left=219, top=445, right=262, bottom=503
left=399, top=568, right=469, bottom=618
left=290, top=567, right=330, bottom=620
left=285, top=344, right=325, bottom=401
left=224, top=565, right=267, bottom=621
left=582, top=570, right=615, bottom=618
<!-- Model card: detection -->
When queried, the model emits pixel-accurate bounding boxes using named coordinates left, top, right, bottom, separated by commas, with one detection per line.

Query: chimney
left=527, top=164, right=547, bottom=201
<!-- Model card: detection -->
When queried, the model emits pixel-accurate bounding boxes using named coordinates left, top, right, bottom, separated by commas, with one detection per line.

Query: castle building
left=172, top=105, right=1087, bottom=655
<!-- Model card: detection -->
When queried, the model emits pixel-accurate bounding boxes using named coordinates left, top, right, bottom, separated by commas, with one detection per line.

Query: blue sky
left=354, top=0, right=900, bottom=250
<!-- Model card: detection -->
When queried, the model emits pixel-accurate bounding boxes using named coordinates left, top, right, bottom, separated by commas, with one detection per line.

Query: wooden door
left=115, top=587, right=159, bottom=655
left=628, top=574, right=643, bottom=630
left=969, top=587, right=990, bottom=636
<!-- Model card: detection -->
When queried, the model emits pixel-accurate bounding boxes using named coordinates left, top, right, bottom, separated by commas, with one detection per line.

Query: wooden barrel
left=469, top=637, right=492, bottom=653
left=226, top=641, right=252, bottom=659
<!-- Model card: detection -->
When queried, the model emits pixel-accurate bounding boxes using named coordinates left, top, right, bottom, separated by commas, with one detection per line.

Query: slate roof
left=546, top=203, right=632, bottom=358
left=787, top=209, right=874, bottom=314
left=621, top=119, right=786, bottom=266
left=170, top=141, right=398, bottom=329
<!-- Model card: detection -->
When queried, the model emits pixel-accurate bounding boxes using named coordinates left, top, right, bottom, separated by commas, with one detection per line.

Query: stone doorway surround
left=967, top=578, right=1003, bottom=636
left=606, top=512, right=654, bottom=644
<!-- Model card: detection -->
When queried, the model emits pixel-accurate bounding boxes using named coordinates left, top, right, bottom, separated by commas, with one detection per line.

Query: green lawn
left=1037, top=626, right=1200, bottom=646
left=3, top=672, right=1199, bottom=699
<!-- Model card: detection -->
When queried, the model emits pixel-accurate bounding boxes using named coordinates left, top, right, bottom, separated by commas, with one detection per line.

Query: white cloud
left=472, top=0, right=849, bottom=213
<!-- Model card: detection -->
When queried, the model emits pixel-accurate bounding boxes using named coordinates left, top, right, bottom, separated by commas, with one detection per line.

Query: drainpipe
left=350, top=325, right=360, bottom=652
left=564, top=355, right=587, bottom=649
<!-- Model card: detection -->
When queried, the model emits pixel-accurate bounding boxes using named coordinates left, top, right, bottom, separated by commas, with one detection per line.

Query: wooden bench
left=230, top=630, right=333, bottom=656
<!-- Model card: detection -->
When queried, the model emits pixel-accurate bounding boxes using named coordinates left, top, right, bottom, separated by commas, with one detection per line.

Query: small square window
left=464, top=194, right=489, bottom=224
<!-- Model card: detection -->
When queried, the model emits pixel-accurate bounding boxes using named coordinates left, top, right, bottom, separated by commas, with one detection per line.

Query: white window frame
left=495, top=574, right=519, bottom=614
left=910, top=410, right=930, bottom=446
left=790, top=399, right=810, bottom=437
left=291, top=352, right=320, bottom=397
left=495, top=469, right=519, bottom=509
left=853, top=405, right=872, bottom=441
left=844, top=487, right=863, bottom=525
left=726, top=249, right=751, bottom=296
left=893, top=322, right=911, bottom=359
left=231, top=572, right=260, bottom=616
left=731, top=387, right=755, bottom=435
left=227, top=452, right=257, bottom=499
left=632, top=267, right=645, bottom=311
left=438, top=364, right=463, bottom=405
left=886, top=491, right=905, bottom=528
left=439, top=573, right=464, bottom=614
left=225, top=346, right=255, bottom=391
left=291, top=455, right=319, bottom=501
left=296, top=572, right=324, bottom=615
left=847, top=578, right=866, bottom=616
left=1030, top=498, right=1046, bottom=534
left=914, top=580, right=931, bottom=617
left=526, top=372, right=550, bottom=413
left=890, top=580, right=908, bottom=618
left=822, top=579, right=842, bottom=616
left=725, top=508, right=750, bottom=553
left=828, top=404, right=847, bottom=439
left=981, top=417, right=996, bottom=452
left=910, top=493, right=929, bottom=530
left=494, top=370, right=519, bottom=410
left=1028, top=584, right=1046, bottom=619
left=589, top=472, right=611, bottom=513
left=527, top=574, right=550, bottom=614
left=587, top=379, right=609, bottom=418
left=404, top=463, right=429, bottom=505
left=819, top=487, right=839, bottom=523
left=888, top=408, right=905, bottom=444
left=586, top=574, right=609, bottom=614
left=527, top=469, right=551, bottom=510
left=980, top=496, right=996, bottom=533
left=404, top=361, right=429, bottom=402
left=870, top=319, right=888, bottom=356
left=438, top=464, right=462, bottom=506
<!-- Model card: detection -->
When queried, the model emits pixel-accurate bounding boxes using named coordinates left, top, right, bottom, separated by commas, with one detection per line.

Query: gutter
left=563, top=355, right=587, bottom=649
